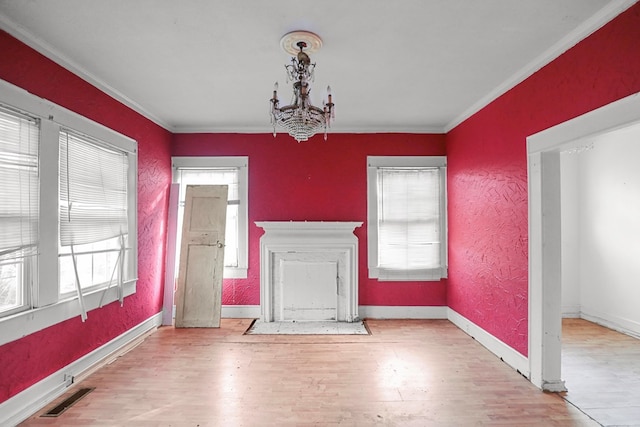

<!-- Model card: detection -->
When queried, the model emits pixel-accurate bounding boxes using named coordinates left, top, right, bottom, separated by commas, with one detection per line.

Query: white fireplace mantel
left=255, top=221, right=362, bottom=323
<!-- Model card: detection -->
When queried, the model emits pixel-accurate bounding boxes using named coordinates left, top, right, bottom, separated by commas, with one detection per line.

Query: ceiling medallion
left=270, top=31, right=334, bottom=142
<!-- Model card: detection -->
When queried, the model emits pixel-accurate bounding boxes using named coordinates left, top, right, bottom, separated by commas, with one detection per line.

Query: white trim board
left=361, top=307, right=530, bottom=378
left=447, top=308, right=529, bottom=378
left=527, top=91, right=640, bottom=391
left=0, top=14, right=170, bottom=131
left=222, top=305, right=446, bottom=320
left=580, top=310, right=640, bottom=340
left=221, top=305, right=261, bottom=319
left=359, top=305, right=447, bottom=319
left=0, top=281, right=136, bottom=347
left=444, top=0, right=637, bottom=132
left=0, top=313, right=162, bottom=427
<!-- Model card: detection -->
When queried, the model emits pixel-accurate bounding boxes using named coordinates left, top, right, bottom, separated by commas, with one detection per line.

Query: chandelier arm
left=270, top=32, right=333, bottom=142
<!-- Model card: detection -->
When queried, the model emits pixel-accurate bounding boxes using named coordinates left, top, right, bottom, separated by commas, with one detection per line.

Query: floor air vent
left=41, top=387, right=95, bottom=417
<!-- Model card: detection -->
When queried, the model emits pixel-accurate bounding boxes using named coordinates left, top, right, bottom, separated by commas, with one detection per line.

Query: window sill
left=369, top=267, right=447, bottom=282
left=224, top=267, right=247, bottom=279
left=0, top=279, right=137, bottom=347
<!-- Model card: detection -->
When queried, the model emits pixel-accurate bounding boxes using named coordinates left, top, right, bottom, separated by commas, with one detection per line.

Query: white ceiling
left=0, top=0, right=636, bottom=133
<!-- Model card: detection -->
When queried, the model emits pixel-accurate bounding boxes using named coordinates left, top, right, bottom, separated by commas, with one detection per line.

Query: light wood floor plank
left=20, top=319, right=607, bottom=426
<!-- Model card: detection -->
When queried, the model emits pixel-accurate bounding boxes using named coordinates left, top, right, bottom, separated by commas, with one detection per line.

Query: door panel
left=175, top=185, right=227, bottom=328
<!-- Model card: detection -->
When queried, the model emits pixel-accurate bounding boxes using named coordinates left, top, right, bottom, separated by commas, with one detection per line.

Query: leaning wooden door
left=175, top=185, right=227, bottom=328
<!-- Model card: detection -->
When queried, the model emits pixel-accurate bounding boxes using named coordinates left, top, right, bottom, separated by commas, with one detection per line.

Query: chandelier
left=270, top=31, right=334, bottom=142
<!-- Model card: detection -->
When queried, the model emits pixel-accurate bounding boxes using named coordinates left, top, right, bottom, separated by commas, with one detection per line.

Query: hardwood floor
left=562, top=318, right=640, bottom=427
left=19, top=319, right=614, bottom=426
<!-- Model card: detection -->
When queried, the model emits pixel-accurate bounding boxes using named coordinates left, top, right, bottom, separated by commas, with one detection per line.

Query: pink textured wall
left=172, top=133, right=448, bottom=307
left=446, top=4, right=640, bottom=356
left=0, top=31, right=172, bottom=402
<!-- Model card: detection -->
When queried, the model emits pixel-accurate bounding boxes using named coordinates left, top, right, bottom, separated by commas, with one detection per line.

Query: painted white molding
left=0, top=312, right=162, bottom=427
left=0, top=15, right=170, bottom=131
left=528, top=92, right=640, bottom=153
left=255, top=221, right=362, bottom=323
left=541, top=379, right=569, bottom=393
left=173, top=125, right=446, bottom=134
left=1, top=0, right=635, bottom=136
left=561, top=307, right=582, bottom=318
left=359, top=305, right=447, bottom=319
left=222, top=305, right=447, bottom=320
left=221, top=305, right=261, bottom=319
left=162, top=183, right=180, bottom=325
left=447, top=309, right=529, bottom=379
left=445, top=0, right=638, bottom=132
left=527, top=91, right=640, bottom=391
left=0, top=281, right=136, bottom=347
left=580, top=310, right=640, bottom=340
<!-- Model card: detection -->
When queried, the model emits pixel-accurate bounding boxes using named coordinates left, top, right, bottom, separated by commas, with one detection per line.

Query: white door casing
left=527, top=91, right=640, bottom=390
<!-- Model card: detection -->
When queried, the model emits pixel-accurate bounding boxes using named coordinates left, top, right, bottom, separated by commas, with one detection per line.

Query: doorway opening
left=527, top=92, right=640, bottom=390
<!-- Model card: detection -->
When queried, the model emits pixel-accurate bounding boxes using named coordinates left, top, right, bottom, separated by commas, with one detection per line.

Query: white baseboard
left=580, top=309, right=640, bottom=339
left=561, top=305, right=581, bottom=318
left=0, top=312, right=162, bottom=427
left=447, top=308, right=529, bottom=378
left=359, top=305, right=448, bottom=319
left=223, top=305, right=449, bottom=320
left=221, top=305, right=260, bottom=318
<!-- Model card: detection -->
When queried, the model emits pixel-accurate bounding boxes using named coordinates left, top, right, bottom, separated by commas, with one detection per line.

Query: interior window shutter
left=59, top=129, right=128, bottom=246
left=0, top=106, right=39, bottom=262
left=377, top=167, right=441, bottom=272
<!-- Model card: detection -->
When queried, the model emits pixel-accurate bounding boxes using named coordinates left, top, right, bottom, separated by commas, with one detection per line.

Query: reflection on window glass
left=0, top=262, right=21, bottom=311
left=59, top=236, right=127, bottom=295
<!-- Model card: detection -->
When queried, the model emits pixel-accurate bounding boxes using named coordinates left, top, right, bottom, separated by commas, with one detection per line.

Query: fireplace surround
left=255, top=221, right=362, bottom=322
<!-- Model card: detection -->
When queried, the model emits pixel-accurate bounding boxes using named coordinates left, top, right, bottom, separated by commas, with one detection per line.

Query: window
left=0, top=106, right=39, bottom=316
left=172, top=157, right=248, bottom=278
left=367, top=156, right=447, bottom=281
left=58, top=129, right=132, bottom=298
left=0, top=78, right=137, bottom=344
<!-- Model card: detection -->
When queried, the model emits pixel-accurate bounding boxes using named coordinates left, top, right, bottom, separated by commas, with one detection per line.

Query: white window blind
left=59, top=129, right=128, bottom=246
left=367, top=156, right=446, bottom=282
left=0, top=106, right=39, bottom=262
left=377, top=167, right=442, bottom=273
left=59, top=129, right=130, bottom=319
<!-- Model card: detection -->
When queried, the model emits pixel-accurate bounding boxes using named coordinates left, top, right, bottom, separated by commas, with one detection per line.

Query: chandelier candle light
left=270, top=31, right=334, bottom=142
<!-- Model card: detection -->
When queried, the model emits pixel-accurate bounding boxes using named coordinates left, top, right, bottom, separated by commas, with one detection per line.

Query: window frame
left=0, top=78, right=138, bottom=346
left=0, top=105, right=39, bottom=316
left=171, top=156, right=249, bottom=279
left=367, top=156, right=447, bottom=281
left=57, top=129, right=133, bottom=298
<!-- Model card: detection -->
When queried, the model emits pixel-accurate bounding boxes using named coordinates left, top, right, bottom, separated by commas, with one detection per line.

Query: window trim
left=0, top=78, right=138, bottom=346
left=367, top=156, right=447, bottom=281
left=0, top=105, right=39, bottom=316
left=171, top=156, right=249, bottom=279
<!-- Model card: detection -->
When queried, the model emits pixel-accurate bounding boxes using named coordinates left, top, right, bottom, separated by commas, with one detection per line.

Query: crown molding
left=0, top=14, right=172, bottom=131
left=444, top=0, right=639, bottom=133
left=171, top=124, right=446, bottom=134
